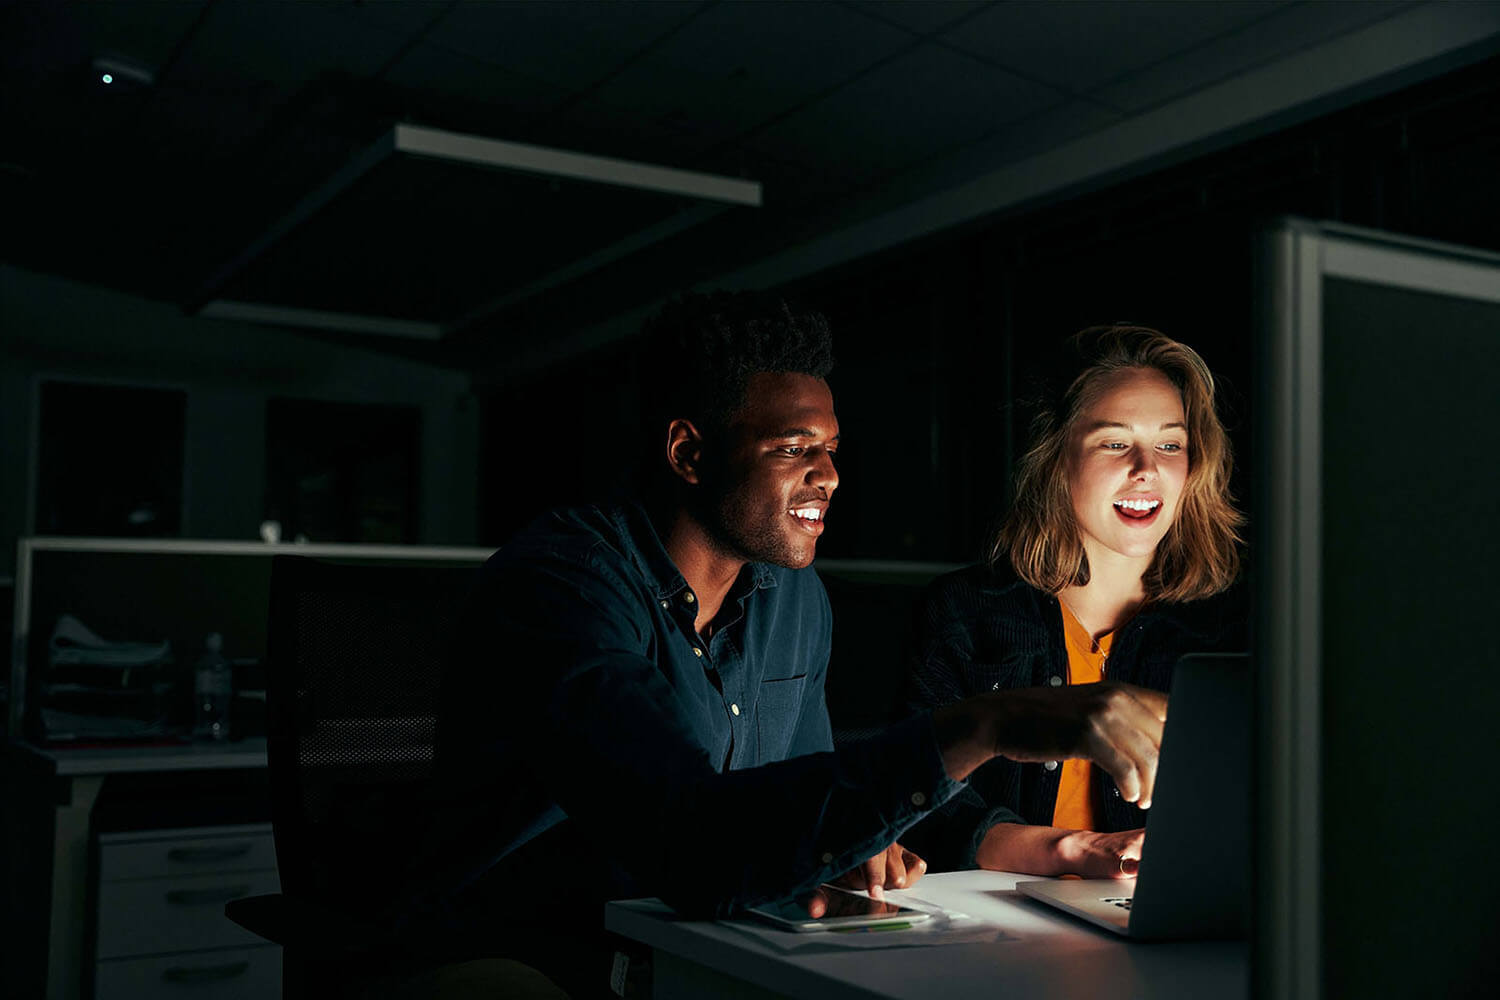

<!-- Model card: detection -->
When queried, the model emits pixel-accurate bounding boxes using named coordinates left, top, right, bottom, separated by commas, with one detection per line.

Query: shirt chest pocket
left=754, top=674, right=808, bottom=763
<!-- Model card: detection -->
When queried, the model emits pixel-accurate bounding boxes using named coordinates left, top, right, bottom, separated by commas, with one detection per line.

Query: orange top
left=1052, top=600, right=1114, bottom=831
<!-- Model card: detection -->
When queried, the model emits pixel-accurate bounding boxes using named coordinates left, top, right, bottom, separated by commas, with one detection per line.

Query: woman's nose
left=1130, top=446, right=1159, bottom=481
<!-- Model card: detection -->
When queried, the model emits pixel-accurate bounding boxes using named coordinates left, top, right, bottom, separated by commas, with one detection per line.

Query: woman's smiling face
left=1067, top=367, right=1189, bottom=567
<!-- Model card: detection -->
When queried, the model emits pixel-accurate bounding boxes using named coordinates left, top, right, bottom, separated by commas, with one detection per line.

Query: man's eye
left=779, top=446, right=805, bottom=457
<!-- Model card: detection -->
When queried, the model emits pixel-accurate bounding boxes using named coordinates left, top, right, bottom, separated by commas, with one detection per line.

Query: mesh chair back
left=265, top=555, right=478, bottom=909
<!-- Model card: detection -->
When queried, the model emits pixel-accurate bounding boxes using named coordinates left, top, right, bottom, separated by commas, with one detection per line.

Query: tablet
left=747, top=884, right=932, bottom=933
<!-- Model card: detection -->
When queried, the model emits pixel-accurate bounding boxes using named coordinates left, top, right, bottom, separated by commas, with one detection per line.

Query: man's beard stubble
left=687, top=467, right=806, bottom=570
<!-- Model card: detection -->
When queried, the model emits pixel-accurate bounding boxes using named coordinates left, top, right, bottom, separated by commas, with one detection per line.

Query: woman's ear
left=666, top=418, right=704, bottom=485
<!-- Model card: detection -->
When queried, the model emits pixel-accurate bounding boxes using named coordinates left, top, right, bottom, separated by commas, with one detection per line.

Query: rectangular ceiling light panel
left=392, top=123, right=762, bottom=207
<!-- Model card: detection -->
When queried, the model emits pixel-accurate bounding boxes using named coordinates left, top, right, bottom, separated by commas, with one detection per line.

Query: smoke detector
left=91, top=55, right=155, bottom=88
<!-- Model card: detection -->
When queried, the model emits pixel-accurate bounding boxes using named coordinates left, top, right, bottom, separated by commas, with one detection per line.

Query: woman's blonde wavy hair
left=992, top=325, right=1243, bottom=603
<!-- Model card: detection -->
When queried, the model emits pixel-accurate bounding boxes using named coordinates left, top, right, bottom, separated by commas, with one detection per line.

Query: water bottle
left=193, top=633, right=233, bottom=741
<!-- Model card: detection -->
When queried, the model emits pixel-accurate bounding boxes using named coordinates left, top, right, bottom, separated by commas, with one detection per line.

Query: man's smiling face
left=706, top=372, right=840, bottom=569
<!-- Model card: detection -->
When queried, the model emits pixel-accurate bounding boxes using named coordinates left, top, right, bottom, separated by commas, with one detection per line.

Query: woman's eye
left=1102, top=442, right=1128, bottom=451
left=1158, top=442, right=1184, bottom=453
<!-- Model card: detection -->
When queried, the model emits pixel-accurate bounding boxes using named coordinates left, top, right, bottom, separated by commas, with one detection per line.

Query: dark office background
left=1, top=4, right=1496, bottom=568
left=3, top=5, right=1500, bottom=999
left=478, top=52, right=1500, bottom=559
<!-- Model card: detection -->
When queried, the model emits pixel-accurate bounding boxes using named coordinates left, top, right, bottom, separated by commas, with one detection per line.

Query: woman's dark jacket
left=900, top=563, right=1247, bottom=871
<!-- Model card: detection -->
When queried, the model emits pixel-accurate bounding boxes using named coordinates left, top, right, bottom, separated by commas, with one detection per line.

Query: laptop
left=1015, top=652, right=1249, bottom=939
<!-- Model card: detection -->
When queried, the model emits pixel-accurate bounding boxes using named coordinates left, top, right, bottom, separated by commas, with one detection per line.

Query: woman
left=903, top=324, right=1245, bottom=878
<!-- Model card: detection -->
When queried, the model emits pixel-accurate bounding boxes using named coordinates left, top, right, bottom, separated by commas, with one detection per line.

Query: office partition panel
left=1256, top=219, right=1500, bottom=999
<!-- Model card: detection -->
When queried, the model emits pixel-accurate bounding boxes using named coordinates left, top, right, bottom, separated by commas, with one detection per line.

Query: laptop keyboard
left=1101, top=896, right=1133, bottom=911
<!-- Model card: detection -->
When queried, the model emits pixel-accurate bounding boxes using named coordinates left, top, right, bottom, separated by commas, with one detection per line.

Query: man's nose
left=807, top=449, right=838, bottom=494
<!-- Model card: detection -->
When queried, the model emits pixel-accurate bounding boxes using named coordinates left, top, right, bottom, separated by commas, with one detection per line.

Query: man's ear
left=666, top=418, right=704, bottom=485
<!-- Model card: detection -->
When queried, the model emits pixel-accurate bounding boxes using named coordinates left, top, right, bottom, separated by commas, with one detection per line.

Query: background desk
left=3, top=738, right=270, bottom=1000
left=606, top=870, right=1246, bottom=1000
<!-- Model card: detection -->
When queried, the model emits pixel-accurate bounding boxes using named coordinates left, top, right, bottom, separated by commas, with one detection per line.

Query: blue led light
left=101, top=73, right=113, bottom=85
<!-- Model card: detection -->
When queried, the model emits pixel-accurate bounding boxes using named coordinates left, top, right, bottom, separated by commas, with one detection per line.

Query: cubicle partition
left=1255, top=220, right=1500, bottom=999
left=3, top=538, right=494, bottom=1000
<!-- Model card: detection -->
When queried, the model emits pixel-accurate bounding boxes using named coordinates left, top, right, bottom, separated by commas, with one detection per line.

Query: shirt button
left=731, top=703, right=740, bottom=716
left=683, top=592, right=695, bottom=604
left=692, top=647, right=703, bottom=658
left=821, top=852, right=834, bottom=864
left=1112, top=787, right=1122, bottom=798
left=910, top=791, right=927, bottom=807
left=1049, top=676, right=1063, bottom=687
left=991, top=681, right=1000, bottom=690
left=659, top=600, right=669, bottom=609
left=1044, top=760, right=1059, bottom=771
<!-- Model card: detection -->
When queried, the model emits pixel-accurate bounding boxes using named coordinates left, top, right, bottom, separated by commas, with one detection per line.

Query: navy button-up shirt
left=410, top=500, right=960, bottom=921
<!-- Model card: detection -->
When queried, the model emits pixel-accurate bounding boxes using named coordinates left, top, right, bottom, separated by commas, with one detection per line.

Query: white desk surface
left=605, top=869, right=1247, bottom=1000
left=8, top=737, right=268, bottom=776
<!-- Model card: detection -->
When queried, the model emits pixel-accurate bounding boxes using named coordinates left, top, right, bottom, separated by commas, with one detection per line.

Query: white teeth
left=791, top=508, right=820, bottom=521
left=1114, top=498, right=1161, bottom=512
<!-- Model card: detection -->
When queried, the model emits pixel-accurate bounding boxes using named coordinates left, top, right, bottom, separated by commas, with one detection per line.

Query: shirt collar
left=609, top=500, right=780, bottom=602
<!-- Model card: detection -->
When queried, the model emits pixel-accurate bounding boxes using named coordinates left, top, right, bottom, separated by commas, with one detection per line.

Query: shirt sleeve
left=900, top=785, right=1026, bottom=871
left=899, top=571, right=1029, bottom=871
left=462, top=544, right=961, bottom=919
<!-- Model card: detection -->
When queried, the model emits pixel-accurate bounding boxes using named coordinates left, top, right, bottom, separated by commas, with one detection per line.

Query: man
left=401, top=292, right=1167, bottom=997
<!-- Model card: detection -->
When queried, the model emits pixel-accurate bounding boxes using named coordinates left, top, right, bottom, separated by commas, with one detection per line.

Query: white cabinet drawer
left=95, top=945, right=280, bottom=1000
left=96, top=869, right=282, bottom=959
left=98, top=825, right=276, bottom=881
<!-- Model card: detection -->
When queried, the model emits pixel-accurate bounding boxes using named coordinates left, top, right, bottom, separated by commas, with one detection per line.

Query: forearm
left=655, top=714, right=961, bottom=915
left=977, top=821, right=1145, bottom=879
left=931, top=701, right=995, bottom=781
left=933, top=683, right=1167, bottom=809
left=974, top=822, right=1075, bottom=875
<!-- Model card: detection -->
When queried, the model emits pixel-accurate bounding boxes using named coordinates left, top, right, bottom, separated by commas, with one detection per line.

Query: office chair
left=224, top=554, right=483, bottom=997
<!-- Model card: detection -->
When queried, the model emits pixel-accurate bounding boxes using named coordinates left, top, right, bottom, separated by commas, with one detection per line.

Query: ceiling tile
left=338, top=0, right=444, bottom=36
left=384, top=41, right=571, bottom=118
left=135, top=80, right=279, bottom=160
left=943, top=0, right=1294, bottom=96
left=73, top=0, right=210, bottom=74
left=589, top=0, right=914, bottom=149
left=849, top=0, right=995, bottom=35
left=750, top=42, right=1064, bottom=186
left=1089, top=0, right=1417, bottom=113
left=172, top=1, right=409, bottom=91
left=956, top=99, right=1124, bottom=173
left=422, top=0, right=706, bottom=92
left=697, top=145, right=855, bottom=213
left=802, top=98, right=1122, bottom=235
left=543, top=93, right=713, bottom=166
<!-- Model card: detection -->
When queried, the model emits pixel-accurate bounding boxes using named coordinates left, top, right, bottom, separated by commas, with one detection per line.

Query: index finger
left=863, top=855, right=885, bottom=899
left=1086, top=690, right=1164, bottom=806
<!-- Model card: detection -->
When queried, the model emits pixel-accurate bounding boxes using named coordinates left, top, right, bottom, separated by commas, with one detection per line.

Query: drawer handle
left=165, top=885, right=251, bottom=905
left=161, top=960, right=251, bottom=984
left=167, top=843, right=254, bottom=863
